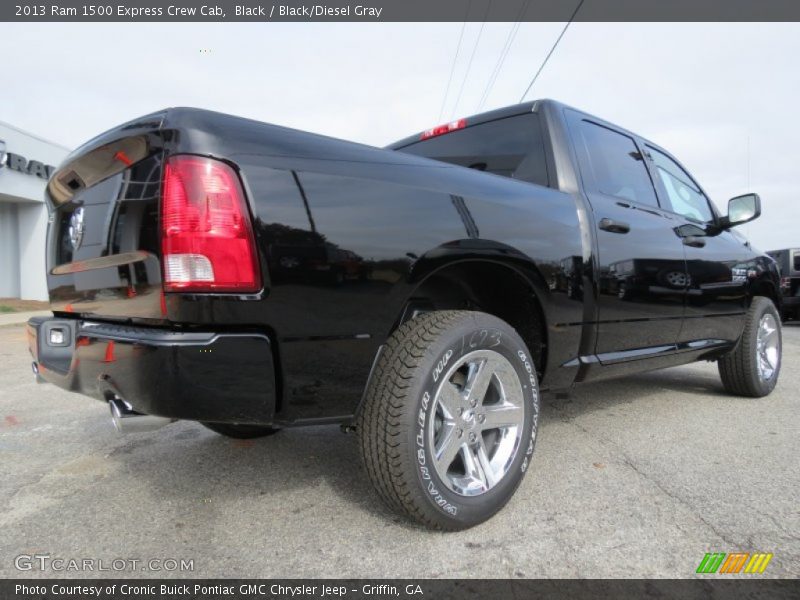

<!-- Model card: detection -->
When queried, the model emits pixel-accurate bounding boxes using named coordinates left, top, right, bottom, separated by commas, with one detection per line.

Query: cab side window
left=575, top=120, right=658, bottom=207
left=647, top=146, right=714, bottom=223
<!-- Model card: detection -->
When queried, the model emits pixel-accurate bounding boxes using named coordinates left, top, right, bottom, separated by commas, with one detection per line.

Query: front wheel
left=357, top=310, right=540, bottom=530
left=718, top=296, right=782, bottom=397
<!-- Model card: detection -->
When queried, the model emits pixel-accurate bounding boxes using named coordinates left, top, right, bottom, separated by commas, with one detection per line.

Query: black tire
left=201, top=422, right=280, bottom=439
left=357, top=310, right=540, bottom=530
left=718, top=297, right=782, bottom=397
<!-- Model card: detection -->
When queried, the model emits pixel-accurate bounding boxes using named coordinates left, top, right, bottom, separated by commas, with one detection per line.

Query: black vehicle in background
left=28, top=100, right=781, bottom=529
left=766, top=248, right=800, bottom=321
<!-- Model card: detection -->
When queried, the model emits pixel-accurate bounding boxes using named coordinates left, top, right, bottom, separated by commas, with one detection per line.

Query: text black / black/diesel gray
left=28, top=100, right=782, bottom=529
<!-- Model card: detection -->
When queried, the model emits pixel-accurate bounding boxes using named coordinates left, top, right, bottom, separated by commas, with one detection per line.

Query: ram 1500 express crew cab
left=28, top=100, right=781, bottom=529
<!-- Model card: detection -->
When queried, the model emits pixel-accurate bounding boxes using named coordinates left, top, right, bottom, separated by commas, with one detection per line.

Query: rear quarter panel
left=212, top=131, right=586, bottom=420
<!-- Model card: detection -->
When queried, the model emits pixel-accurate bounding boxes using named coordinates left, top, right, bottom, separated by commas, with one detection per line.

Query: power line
left=437, top=3, right=470, bottom=122
left=477, top=0, right=530, bottom=112
left=450, top=0, right=492, bottom=119
left=519, top=0, right=584, bottom=103
left=476, top=21, right=522, bottom=111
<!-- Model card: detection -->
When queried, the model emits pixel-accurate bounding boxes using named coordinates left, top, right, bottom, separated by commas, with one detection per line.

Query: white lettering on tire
left=432, top=349, right=453, bottom=383
left=517, top=350, right=538, bottom=473
left=418, top=349, right=458, bottom=516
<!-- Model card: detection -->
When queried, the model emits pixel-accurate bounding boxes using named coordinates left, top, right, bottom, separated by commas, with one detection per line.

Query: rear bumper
left=27, top=317, right=277, bottom=425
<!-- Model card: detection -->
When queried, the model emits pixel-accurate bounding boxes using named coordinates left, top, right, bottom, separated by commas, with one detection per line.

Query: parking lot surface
left=1, top=321, right=798, bottom=578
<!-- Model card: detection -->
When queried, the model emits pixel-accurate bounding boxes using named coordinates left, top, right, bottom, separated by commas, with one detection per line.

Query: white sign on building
left=0, top=121, right=70, bottom=301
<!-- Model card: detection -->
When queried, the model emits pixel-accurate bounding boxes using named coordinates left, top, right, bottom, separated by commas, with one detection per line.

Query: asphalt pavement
left=1, top=317, right=797, bottom=578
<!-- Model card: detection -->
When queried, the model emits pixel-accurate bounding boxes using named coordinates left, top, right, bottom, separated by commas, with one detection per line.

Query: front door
left=644, top=144, right=751, bottom=344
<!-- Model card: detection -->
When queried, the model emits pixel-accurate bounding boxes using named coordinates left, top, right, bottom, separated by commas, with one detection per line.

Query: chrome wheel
left=428, top=349, right=525, bottom=497
left=756, top=313, right=780, bottom=381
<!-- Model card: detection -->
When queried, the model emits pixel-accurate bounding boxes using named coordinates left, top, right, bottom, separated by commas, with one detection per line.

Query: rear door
left=566, top=111, right=687, bottom=358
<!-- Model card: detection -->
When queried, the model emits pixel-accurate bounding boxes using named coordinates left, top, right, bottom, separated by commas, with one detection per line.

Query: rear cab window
left=395, top=113, right=550, bottom=187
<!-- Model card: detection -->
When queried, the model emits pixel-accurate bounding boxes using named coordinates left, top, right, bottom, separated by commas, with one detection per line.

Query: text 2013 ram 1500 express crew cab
left=28, top=99, right=781, bottom=529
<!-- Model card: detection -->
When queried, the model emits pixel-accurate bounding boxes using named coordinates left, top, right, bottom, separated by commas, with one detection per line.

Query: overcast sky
left=2, top=22, right=798, bottom=250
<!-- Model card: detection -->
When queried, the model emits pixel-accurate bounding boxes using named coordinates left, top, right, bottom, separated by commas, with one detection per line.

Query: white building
left=0, top=122, right=70, bottom=300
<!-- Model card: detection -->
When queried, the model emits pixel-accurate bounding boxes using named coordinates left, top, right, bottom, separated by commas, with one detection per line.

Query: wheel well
left=399, top=261, right=547, bottom=378
left=750, top=279, right=779, bottom=308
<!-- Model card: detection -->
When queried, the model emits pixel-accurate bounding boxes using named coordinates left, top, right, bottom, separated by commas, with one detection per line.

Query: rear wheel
left=201, top=422, right=280, bottom=439
left=718, top=296, right=782, bottom=397
left=357, top=310, right=539, bottom=530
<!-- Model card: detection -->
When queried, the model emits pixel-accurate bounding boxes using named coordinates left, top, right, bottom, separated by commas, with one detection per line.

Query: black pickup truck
left=28, top=99, right=781, bottom=530
left=766, top=248, right=800, bottom=321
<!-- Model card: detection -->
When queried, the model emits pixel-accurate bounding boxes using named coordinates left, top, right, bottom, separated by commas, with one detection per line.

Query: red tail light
left=161, top=155, right=261, bottom=293
left=420, top=118, right=467, bottom=140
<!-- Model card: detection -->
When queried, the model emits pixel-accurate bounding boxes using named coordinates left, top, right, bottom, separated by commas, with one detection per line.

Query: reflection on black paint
left=47, top=154, right=164, bottom=318
left=555, top=256, right=583, bottom=301
left=259, top=222, right=371, bottom=287
left=601, top=258, right=688, bottom=302
left=450, top=195, right=479, bottom=239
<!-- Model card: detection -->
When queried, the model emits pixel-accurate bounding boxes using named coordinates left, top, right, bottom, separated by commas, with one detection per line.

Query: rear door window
left=574, top=120, right=658, bottom=207
left=398, top=113, right=549, bottom=187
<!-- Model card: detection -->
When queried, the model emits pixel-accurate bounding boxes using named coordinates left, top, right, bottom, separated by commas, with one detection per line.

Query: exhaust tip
left=31, top=362, right=45, bottom=384
left=108, top=398, right=174, bottom=434
left=109, top=398, right=126, bottom=433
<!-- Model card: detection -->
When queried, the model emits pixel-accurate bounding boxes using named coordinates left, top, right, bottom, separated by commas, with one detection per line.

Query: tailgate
left=46, top=114, right=167, bottom=321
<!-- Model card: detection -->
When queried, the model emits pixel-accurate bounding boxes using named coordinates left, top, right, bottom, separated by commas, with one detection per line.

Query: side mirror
left=723, top=193, right=761, bottom=228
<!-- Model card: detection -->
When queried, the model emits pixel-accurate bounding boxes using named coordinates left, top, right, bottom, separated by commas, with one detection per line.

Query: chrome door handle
left=682, top=236, right=706, bottom=248
left=598, top=218, right=630, bottom=234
